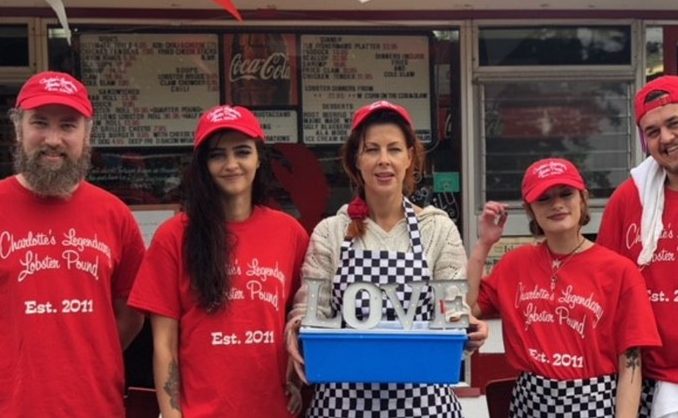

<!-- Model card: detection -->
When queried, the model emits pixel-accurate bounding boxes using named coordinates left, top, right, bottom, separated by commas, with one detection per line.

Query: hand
left=285, top=320, right=309, bottom=384
left=285, top=380, right=302, bottom=415
left=478, top=201, right=508, bottom=247
left=465, top=315, right=488, bottom=354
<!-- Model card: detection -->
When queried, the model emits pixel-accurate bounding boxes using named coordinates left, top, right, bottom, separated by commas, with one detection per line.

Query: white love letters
left=302, top=278, right=468, bottom=330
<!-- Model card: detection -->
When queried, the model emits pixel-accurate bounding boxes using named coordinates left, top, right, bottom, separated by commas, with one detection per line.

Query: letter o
left=342, top=282, right=382, bottom=330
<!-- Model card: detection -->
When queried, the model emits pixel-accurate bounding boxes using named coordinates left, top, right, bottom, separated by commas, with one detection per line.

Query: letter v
left=382, top=282, right=426, bottom=330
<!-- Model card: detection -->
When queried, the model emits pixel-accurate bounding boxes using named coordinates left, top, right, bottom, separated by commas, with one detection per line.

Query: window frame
left=0, top=19, right=38, bottom=81
left=464, top=19, right=642, bottom=237
left=476, top=75, right=635, bottom=207
left=475, top=24, right=634, bottom=69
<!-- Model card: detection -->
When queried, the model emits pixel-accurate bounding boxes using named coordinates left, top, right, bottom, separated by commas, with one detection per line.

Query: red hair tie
left=347, top=196, right=369, bottom=220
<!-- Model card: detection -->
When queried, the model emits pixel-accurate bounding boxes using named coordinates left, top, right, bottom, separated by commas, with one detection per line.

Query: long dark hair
left=183, top=136, right=270, bottom=312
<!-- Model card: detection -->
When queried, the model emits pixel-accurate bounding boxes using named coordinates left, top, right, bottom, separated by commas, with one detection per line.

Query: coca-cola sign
left=225, top=33, right=298, bottom=106
left=229, top=52, right=290, bottom=82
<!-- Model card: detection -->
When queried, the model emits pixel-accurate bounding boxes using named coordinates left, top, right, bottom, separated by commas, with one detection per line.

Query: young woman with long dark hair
left=129, top=105, right=309, bottom=418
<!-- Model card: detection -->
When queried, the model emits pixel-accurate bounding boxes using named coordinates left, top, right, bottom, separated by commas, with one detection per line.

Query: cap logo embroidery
left=40, top=77, right=78, bottom=95
left=208, top=106, right=241, bottom=123
left=534, top=161, right=568, bottom=178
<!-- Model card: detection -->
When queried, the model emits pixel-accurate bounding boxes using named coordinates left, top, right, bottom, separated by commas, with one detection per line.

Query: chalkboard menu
left=301, top=34, right=431, bottom=144
left=80, top=34, right=220, bottom=147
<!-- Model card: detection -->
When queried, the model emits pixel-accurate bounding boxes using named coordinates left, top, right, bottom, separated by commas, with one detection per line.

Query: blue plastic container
left=300, top=322, right=467, bottom=384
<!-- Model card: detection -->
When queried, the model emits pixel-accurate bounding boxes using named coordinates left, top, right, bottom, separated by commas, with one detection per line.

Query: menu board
left=80, top=34, right=219, bottom=147
left=301, top=34, right=431, bottom=144
left=254, top=110, right=298, bottom=143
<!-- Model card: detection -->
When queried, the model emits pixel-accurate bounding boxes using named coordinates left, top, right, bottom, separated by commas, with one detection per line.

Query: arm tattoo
left=625, top=348, right=641, bottom=383
left=163, top=359, right=181, bottom=411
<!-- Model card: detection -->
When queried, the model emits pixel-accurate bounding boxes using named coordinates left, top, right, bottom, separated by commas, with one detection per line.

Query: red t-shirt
left=477, top=243, right=660, bottom=380
left=598, top=178, right=678, bottom=383
left=0, top=176, right=145, bottom=418
left=128, top=206, right=308, bottom=418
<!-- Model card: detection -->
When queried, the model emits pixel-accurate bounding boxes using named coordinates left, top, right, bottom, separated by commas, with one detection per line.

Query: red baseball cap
left=194, top=105, right=265, bottom=149
left=634, top=75, right=678, bottom=125
left=521, top=158, right=586, bottom=203
left=16, top=71, right=93, bottom=118
left=351, top=100, right=413, bottom=131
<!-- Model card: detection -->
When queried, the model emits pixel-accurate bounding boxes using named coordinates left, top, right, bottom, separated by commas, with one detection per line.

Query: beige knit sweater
left=287, top=203, right=467, bottom=327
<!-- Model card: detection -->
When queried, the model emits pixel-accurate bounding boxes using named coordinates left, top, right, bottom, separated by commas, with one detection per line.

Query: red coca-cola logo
left=229, top=52, right=290, bottom=82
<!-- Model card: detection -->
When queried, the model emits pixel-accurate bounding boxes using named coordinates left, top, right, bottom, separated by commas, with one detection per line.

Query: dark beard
left=13, top=141, right=91, bottom=198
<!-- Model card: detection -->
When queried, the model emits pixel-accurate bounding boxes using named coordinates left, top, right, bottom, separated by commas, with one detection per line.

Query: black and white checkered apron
left=509, top=372, right=616, bottom=418
left=638, top=379, right=656, bottom=418
left=305, top=199, right=463, bottom=418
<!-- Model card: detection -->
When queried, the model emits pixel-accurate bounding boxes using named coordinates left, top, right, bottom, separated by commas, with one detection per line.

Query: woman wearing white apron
left=467, top=158, right=662, bottom=418
left=286, top=100, right=487, bottom=417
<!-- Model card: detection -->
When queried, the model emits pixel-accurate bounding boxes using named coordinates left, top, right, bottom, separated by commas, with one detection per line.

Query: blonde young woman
left=286, top=100, right=487, bottom=418
left=466, top=158, right=661, bottom=418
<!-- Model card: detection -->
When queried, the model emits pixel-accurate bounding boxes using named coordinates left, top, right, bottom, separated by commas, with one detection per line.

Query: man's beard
left=13, top=141, right=91, bottom=198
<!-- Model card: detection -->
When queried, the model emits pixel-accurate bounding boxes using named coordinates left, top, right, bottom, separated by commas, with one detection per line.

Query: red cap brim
left=19, top=96, right=93, bottom=118
left=352, top=101, right=413, bottom=131
left=524, top=179, right=586, bottom=203
left=195, top=123, right=264, bottom=149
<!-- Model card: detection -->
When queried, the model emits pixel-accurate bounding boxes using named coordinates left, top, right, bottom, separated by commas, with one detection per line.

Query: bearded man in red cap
left=0, top=71, right=145, bottom=417
left=598, top=76, right=678, bottom=418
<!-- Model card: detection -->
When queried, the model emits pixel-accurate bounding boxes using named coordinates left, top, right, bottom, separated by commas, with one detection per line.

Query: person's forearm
left=151, top=315, right=182, bottom=418
left=154, top=351, right=182, bottom=418
left=615, top=348, right=642, bottom=418
left=287, top=282, right=309, bottom=328
left=466, top=241, right=493, bottom=316
left=113, top=299, right=144, bottom=349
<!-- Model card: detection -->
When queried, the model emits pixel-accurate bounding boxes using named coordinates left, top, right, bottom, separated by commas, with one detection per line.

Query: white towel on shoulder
left=630, top=157, right=666, bottom=266
left=651, top=381, right=678, bottom=418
